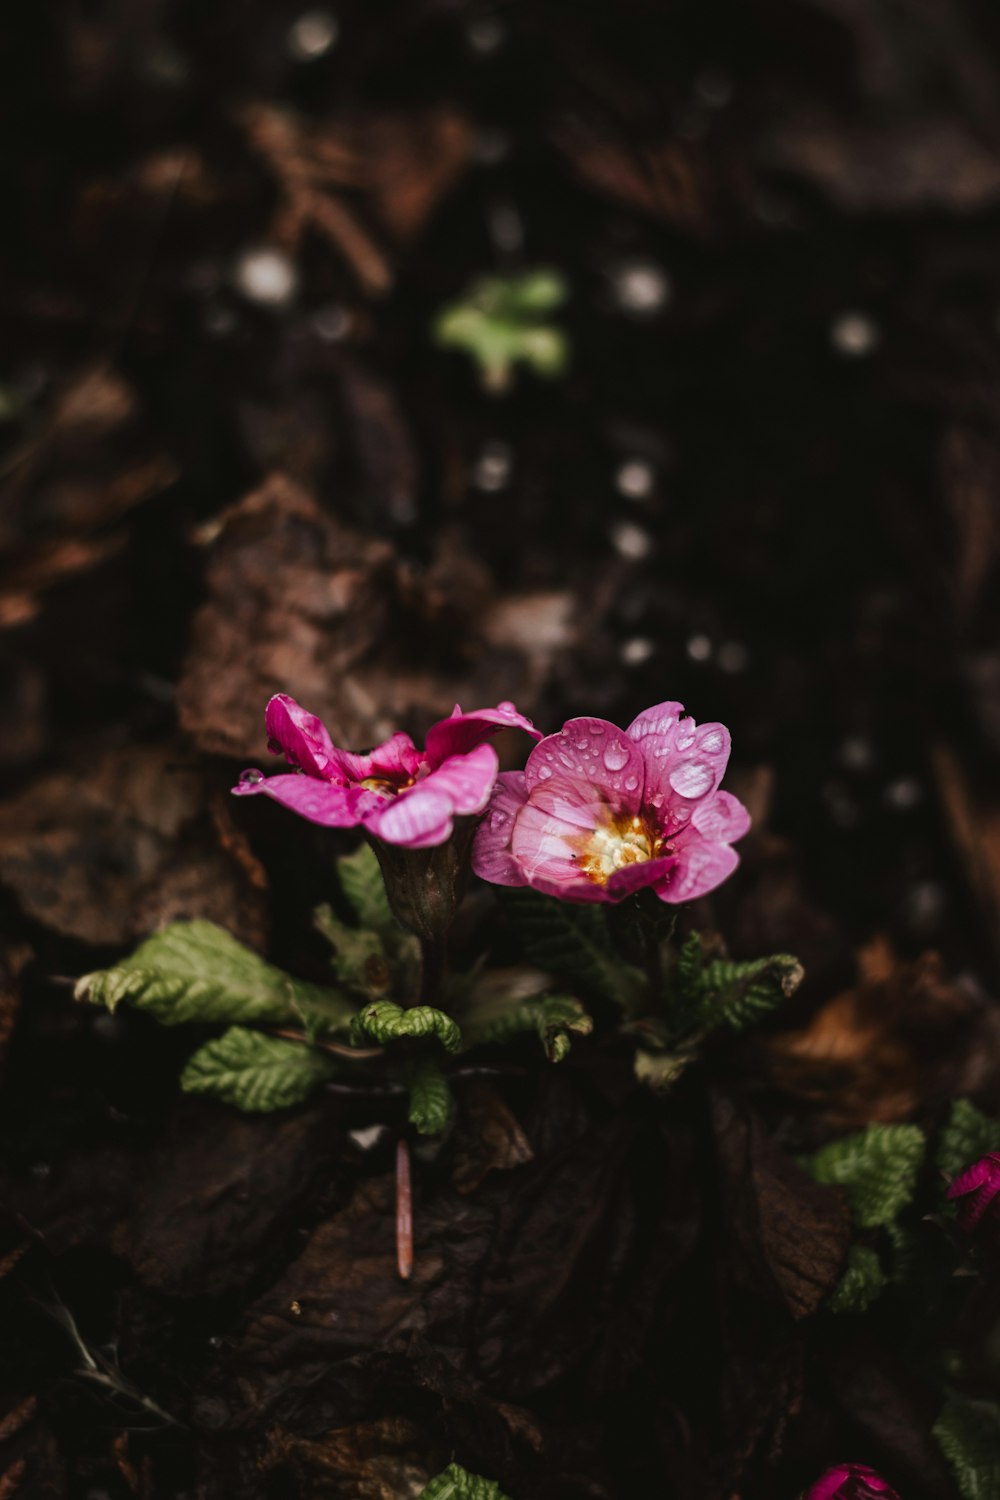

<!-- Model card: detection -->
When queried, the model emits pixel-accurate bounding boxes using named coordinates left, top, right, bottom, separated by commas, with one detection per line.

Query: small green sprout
left=433, top=268, right=569, bottom=391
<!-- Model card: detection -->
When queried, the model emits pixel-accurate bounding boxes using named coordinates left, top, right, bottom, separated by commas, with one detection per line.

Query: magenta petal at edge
left=804, top=1463, right=900, bottom=1500
left=233, top=695, right=540, bottom=850
left=472, top=699, right=751, bottom=904
left=946, top=1151, right=1000, bottom=1231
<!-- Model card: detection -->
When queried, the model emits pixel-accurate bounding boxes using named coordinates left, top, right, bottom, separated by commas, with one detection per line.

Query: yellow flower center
left=358, top=775, right=415, bottom=797
left=577, top=815, right=662, bottom=884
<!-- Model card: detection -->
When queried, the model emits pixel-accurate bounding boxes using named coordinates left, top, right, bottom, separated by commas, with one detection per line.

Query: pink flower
left=472, top=701, right=750, bottom=903
left=233, top=695, right=540, bottom=849
left=805, top=1466, right=900, bottom=1500
left=946, top=1152, right=1000, bottom=1231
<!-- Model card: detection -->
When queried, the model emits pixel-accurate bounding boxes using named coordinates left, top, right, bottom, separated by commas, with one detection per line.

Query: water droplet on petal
left=603, top=741, right=630, bottom=771
left=239, top=768, right=265, bottom=786
left=537, top=764, right=552, bottom=780
left=675, top=723, right=696, bottom=750
left=669, top=761, right=713, bottom=798
left=624, top=773, right=639, bottom=791
left=699, top=729, right=724, bottom=754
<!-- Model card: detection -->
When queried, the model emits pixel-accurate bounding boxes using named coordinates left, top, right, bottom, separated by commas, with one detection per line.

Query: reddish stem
left=396, top=1137, right=413, bottom=1281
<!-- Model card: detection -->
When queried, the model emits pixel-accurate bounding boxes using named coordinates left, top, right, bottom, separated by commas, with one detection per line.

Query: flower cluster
left=235, top=695, right=750, bottom=905
left=805, top=1465, right=899, bottom=1500
left=946, top=1151, right=1000, bottom=1231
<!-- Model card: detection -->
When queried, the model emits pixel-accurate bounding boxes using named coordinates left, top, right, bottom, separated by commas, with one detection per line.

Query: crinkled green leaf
left=352, top=999, right=461, bottom=1053
left=674, top=933, right=803, bottom=1035
left=934, top=1394, right=1000, bottom=1500
left=499, top=888, right=642, bottom=1010
left=461, top=989, right=592, bottom=1062
left=827, top=1243, right=887, bottom=1314
left=75, top=920, right=354, bottom=1035
left=806, top=1124, right=926, bottom=1229
left=418, top=1463, right=512, bottom=1500
left=180, top=1026, right=337, bottom=1112
left=936, top=1100, right=1000, bottom=1184
left=405, top=1058, right=455, bottom=1136
left=337, top=843, right=397, bottom=938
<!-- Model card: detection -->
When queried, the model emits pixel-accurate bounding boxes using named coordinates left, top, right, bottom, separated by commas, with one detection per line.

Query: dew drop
left=624, top=773, right=639, bottom=791
left=669, top=761, right=713, bottom=798
left=603, top=741, right=630, bottom=771
left=675, top=724, right=696, bottom=751
left=537, top=764, right=553, bottom=780
left=698, top=729, right=725, bottom=754
left=239, top=768, right=264, bottom=786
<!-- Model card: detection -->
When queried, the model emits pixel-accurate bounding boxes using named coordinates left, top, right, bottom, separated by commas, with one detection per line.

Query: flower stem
left=396, top=1137, right=414, bottom=1281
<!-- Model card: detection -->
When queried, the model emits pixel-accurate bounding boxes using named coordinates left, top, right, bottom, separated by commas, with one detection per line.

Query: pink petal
left=947, top=1157, right=998, bottom=1200
left=691, top=790, right=752, bottom=843
left=805, top=1470, right=851, bottom=1500
left=233, top=773, right=382, bottom=828
left=640, top=717, right=732, bottom=812
left=511, top=800, right=588, bottom=886
left=417, top=742, right=499, bottom=816
left=472, top=772, right=530, bottom=886
left=625, top=700, right=686, bottom=743
left=264, top=695, right=339, bottom=779
left=424, top=701, right=541, bottom=765
left=605, top=853, right=680, bottom=900
left=328, top=731, right=423, bottom=785
left=524, top=718, right=645, bottom=814
left=655, top=838, right=740, bottom=904
left=365, top=787, right=454, bottom=849
left=528, top=872, right=617, bottom=903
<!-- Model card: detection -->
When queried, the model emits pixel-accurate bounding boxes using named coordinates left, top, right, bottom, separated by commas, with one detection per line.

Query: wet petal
left=472, top=772, right=530, bottom=886
left=511, top=801, right=588, bottom=886
left=655, top=839, right=739, bottom=904
left=232, top=772, right=382, bottom=828
left=524, top=717, right=644, bottom=814
left=424, top=701, right=541, bottom=765
left=329, top=730, right=422, bottom=784
left=691, top=789, right=752, bottom=843
left=418, top=742, right=499, bottom=816
left=264, top=694, right=339, bottom=779
left=605, top=853, right=680, bottom=900
left=365, top=787, right=454, bottom=849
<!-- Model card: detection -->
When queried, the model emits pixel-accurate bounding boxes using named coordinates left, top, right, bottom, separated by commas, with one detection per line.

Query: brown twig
left=396, top=1137, right=413, bottom=1281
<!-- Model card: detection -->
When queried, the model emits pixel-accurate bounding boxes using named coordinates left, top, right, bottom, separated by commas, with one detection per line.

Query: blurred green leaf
left=807, top=1124, right=926, bottom=1229
left=499, top=888, right=642, bottom=1010
left=827, top=1243, right=887, bottom=1314
left=434, top=269, right=569, bottom=391
left=418, top=1463, right=512, bottom=1500
left=405, top=1058, right=455, bottom=1135
left=935, top=1393, right=1000, bottom=1500
left=936, top=1100, right=1000, bottom=1184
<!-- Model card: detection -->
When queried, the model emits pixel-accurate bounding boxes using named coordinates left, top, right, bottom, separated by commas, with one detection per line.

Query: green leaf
left=499, top=888, right=642, bottom=1010
left=934, top=1394, right=1000, bottom=1500
left=827, top=1243, right=887, bottom=1314
left=806, top=1124, right=926, bottom=1229
left=433, top=269, right=569, bottom=391
left=180, top=1027, right=337, bottom=1112
left=313, top=904, right=391, bottom=996
left=461, top=988, right=592, bottom=1062
left=937, top=1100, right=1000, bottom=1184
left=418, top=1464, right=512, bottom=1500
left=75, top=921, right=354, bottom=1035
left=351, top=1000, right=461, bottom=1054
left=337, top=843, right=397, bottom=938
left=674, top=934, right=803, bottom=1035
left=405, top=1058, right=455, bottom=1136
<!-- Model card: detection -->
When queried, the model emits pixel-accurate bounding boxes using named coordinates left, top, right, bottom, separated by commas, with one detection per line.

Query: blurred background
left=4, top=1, right=1000, bottom=1495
